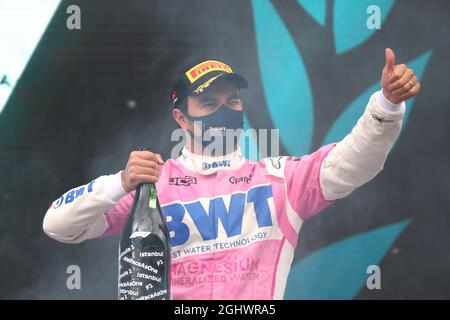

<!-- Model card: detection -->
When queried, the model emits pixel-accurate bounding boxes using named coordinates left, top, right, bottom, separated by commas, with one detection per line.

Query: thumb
left=384, top=48, right=395, bottom=72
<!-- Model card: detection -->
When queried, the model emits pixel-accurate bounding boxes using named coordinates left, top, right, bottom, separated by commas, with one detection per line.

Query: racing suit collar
left=179, top=146, right=245, bottom=175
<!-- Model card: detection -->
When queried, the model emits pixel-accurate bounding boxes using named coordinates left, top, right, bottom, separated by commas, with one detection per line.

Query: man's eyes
left=201, top=99, right=241, bottom=108
left=228, top=99, right=241, bottom=105
left=202, top=102, right=217, bottom=108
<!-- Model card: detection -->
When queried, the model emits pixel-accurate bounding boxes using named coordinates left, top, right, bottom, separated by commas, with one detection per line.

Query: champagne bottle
left=118, top=172, right=171, bottom=300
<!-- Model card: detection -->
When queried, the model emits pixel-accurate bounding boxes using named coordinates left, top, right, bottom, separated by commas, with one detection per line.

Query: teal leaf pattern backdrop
left=252, top=0, right=314, bottom=156
left=284, top=220, right=410, bottom=299
left=334, top=0, right=396, bottom=53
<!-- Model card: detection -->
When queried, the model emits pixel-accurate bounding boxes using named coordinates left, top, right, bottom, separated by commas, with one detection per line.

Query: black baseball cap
left=170, top=59, right=248, bottom=108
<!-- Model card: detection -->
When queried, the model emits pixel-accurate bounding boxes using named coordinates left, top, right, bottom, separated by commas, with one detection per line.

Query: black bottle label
left=119, top=233, right=169, bottom=300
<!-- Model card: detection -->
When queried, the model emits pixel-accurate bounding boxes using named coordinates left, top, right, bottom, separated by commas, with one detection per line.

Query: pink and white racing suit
left=43, top=91, right=405, bottom=299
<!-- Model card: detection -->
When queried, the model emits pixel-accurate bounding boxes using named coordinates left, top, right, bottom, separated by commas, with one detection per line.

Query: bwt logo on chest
left=161, top=185, right=274, bottom=246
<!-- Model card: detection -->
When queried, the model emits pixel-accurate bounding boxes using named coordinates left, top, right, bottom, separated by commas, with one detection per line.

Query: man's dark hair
left=173, top=97, right=189, bottom=129
left=174, top=96, right=189, bottom=114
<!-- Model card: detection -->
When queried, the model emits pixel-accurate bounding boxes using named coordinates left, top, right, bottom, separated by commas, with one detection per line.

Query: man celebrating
left=43, top=48, right=420, bottom=299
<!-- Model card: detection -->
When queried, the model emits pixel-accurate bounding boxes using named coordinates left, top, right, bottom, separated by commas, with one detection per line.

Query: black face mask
left=184, top=105, right=244, bottom=155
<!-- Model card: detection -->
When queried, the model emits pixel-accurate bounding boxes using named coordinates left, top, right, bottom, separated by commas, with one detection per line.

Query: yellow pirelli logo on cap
left=186, top=60, right=233, bottom=83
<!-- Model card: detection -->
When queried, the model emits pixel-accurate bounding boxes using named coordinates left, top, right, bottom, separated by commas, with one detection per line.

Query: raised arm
left=320, top=48, right=420, bottom=201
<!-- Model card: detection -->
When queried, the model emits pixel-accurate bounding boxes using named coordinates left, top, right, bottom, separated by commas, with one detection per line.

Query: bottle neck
left=135, top=182, right=158, bottom=211
left=137, top=182, right=152, bottom=197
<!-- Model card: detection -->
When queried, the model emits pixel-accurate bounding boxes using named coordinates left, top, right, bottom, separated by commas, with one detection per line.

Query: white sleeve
left=319, top=91, right=405, bottom=201
left=42, top=171, right=128, bottom=243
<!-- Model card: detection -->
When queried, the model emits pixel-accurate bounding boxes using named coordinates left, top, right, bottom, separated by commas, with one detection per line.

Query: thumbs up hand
left=381, top=48, right=421, bottom=104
